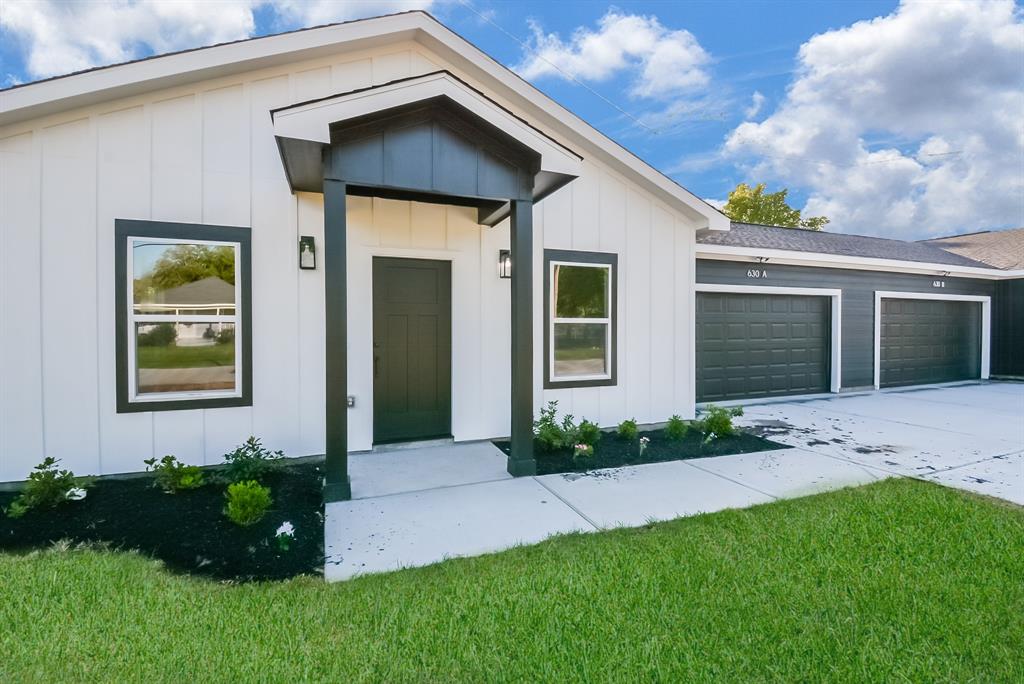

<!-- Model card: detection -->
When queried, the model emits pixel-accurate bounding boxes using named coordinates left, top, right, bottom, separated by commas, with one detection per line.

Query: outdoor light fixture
left=499, top=249, right=512, bottom=279
left=299, top=236, right=316, bottom=270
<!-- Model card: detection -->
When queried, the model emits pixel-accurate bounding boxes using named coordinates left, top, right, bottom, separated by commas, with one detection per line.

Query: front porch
left=273, top=71, right=584, bottom=501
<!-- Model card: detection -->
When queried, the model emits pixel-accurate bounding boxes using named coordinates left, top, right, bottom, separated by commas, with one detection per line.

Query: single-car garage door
left=697, top=292, right=830, bottom=402
left=879, top=298, right=981, bottom=387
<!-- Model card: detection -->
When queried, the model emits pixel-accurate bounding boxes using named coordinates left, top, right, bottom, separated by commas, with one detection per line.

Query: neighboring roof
left=0, top=11, right=728, bottom=230
left=922, top=228, right=1024, bottom=270
left=157, top=277, right=235, bottom=306
left=697, top=222, right=992, bottom=268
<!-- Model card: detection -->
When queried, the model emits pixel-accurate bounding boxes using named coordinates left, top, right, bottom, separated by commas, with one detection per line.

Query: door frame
left=371, top=253, right=454, bottom=445
left=695, top=283, right=843, bottom=395
left=873, top=291, right=991, bottom=389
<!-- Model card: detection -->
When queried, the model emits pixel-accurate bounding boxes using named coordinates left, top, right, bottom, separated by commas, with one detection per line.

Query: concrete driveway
left=325, top=382, right=1022, bottom=581
left=736, top=382, right=1023, bottom=504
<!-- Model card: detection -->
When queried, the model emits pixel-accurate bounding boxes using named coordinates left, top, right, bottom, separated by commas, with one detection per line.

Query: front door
left=372, top=257, right=452, bottom=444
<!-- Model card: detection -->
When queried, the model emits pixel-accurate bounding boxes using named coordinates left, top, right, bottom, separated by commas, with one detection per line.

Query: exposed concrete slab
left=884, top=385, right=1024, bottom=416
left=691, top=448, right=892, bottom=499
left=739, top=402, right=1017, bottom=476
left=348, top=441, right=510, bottom=499
left=810, top=394, right=1024, bottom=445
left=535, top=460, right=774, bottom=529
left=324, top=477, right=593, bottom=581
left=925, top=453, right=1024, bottom=505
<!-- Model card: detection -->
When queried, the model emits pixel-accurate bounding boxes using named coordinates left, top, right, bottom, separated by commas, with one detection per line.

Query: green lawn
left=2, top=479, right=1022, bottom=682
left=137, top=343, right=233, bottom=369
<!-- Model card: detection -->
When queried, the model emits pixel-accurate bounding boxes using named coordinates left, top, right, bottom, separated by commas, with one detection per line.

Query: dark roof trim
left=271, top=70, right=583, bottom=161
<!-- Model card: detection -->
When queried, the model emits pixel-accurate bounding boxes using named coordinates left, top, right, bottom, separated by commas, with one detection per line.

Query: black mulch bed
left=496, top=428, right=789, bottom=476
left=0, top=461, right=324, bottom=583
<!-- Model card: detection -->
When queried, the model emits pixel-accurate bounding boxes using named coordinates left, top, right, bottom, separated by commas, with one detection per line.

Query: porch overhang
left=271, top=71, right=582, bottom=226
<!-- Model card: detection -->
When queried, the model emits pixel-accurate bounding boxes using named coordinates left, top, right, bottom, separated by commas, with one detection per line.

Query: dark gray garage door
left=879, top=298, right=980, bottom=387
left=697, top=292, right=830, bottom=402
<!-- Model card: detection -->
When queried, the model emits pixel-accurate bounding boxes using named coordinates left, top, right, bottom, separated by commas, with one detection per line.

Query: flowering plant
left=573, top=443, right=594, bottom=460
left=275, top=521, right=296, bottom=551
left=639, top=436, right=650, bottom=457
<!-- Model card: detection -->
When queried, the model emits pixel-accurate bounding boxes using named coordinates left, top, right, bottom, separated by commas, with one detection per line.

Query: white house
left=1, top=11, right=1019, bottom=498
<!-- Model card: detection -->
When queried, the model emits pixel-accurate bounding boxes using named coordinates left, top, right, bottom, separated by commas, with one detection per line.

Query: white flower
left=275, top=521, right=295, bottom=538
left=66, top=487, right=87, bottom=501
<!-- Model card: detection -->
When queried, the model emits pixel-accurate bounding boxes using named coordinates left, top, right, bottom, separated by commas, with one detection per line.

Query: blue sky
left=2, top=1, right=1021, bottom=239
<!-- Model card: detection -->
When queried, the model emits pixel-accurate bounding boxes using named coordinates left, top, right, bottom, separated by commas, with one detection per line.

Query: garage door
left=697, top=292, right=830, bottom=402
left=879, top=298, right=980, bottom=387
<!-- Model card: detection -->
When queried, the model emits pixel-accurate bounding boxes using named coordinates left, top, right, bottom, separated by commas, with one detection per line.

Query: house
left=0, top=11, right=1020, bottom=496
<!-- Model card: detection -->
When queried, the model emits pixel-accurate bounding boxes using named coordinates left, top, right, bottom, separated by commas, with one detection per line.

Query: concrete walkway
left=325, top=382, right=1022, bottom=582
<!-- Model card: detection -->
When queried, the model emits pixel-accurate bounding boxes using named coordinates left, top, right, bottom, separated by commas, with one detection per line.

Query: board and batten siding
left=0, top=41, right=702, bottom=480
left=696, top=259, right=996, bottom=389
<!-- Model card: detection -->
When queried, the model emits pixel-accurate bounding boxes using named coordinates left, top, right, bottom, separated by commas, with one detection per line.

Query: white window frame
left=548, top=259, right=614, bottom=383
left=126, top=235, right=244, bottom=403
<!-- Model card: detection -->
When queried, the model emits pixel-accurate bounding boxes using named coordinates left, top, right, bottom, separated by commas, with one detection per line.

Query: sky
left=2, top=0, right=1022, bottom=240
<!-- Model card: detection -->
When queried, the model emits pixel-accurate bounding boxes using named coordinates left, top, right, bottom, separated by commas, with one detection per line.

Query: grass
left=2, top=479, right=1022, bottom=682
left=137, top=343, right=233, bottom=369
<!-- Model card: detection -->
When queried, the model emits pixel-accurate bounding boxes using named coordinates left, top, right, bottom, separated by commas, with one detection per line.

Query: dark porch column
left=323, top=179, right=352, bottom=501
left=507, top=199, right=537, bottom=476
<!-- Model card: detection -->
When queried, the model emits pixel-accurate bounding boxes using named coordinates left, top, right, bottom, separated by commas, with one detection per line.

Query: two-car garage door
left=696, top=292, right=830, bottom=402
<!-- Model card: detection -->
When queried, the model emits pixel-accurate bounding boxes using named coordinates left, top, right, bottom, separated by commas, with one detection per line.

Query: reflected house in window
left=127, top=235, right=245, bottom=400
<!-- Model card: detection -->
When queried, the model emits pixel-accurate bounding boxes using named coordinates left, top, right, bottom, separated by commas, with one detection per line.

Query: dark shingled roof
left=697, top=222, right=992, bottom=268
left=157, top=277, right=235, bottom=306
left=921, top=227, right=1024, bottom=270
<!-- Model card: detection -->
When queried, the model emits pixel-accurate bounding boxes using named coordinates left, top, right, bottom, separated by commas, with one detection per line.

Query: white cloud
left=724, top=0, right=1024, bottom=239
left=516, top=10, right=710, bottom=100
left=0, top=0, right=436, bottom=80
left=744, top=91, right=765, bottom=119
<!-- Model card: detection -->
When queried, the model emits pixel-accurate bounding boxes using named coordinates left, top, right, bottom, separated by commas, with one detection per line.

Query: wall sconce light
left=299, top=236, right=316, bottom=270
left=498, top=249, right=512, bottom=279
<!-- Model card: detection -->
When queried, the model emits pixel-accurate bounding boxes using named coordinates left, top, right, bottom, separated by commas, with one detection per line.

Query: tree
left=149, top=244, right=235, bottom=289
left=722, top=182, right=829, bottom=230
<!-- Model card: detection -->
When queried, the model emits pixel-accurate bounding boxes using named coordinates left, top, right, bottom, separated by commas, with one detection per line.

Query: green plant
left=144, top=455, right=204, bottom=493
left=6, top=457, right=84, bottom=519
left=573, top=443, right=594, bottom=461
left=577, top=419, right=602, bottom=447
left=534, top=402, right=571, bottom=451
left=137, top=322, right=177, bottom=347
left=696, top=405, right=744, bottom=442
left=224, top=480, right=272, bottom=527
left=665, top=415, right=688, bottom=441
left=221, top=437, right=283, bottom=484
left=617, top=418, right=638, bottom=441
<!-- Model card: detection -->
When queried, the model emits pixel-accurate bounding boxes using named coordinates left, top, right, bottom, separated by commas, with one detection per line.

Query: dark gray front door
left=696, top=292, right=830, bottom=402
left=879, top=298, right=980, bottom=387
left=373, top=257, right=452, bottom=444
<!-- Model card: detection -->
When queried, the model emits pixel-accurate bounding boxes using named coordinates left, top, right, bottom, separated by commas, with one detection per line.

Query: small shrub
left=617, top=418, right=639, bottom=441
left=577, top=419, right=602, bottom=447
left=6, top=457, right=83, bottom=519
left=137, top=322, right=176, bottom=347
left=224, top=480, right=272, bottom=527
left=144, top=455, right=204, bottom=493
left=696, top=405, right=744, bottom=442
left=534, top=401, right=572, bottom=451
left=665, top=415, right=688, bottom=441
left=573, top=443, right=594, bottom=462
left=221, top=436, right=283, bottom=484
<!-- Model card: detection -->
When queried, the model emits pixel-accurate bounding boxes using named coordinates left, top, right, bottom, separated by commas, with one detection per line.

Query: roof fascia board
left=408, top=20, right=728, bottom=231
left=272, top=72, right=582, bottom=177
left=0, top=14, right=424, bottom=126
left=696, top=244, right=1024, bottom=280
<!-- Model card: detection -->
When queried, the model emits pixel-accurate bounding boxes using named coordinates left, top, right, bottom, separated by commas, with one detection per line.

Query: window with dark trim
left=115, top=219, right=253, bottom=413
left=544, top=249, right=618, bottom=389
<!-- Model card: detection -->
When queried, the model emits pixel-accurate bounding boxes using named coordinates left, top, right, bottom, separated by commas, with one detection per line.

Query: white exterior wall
left=0, top=40, right=699, bottom=481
